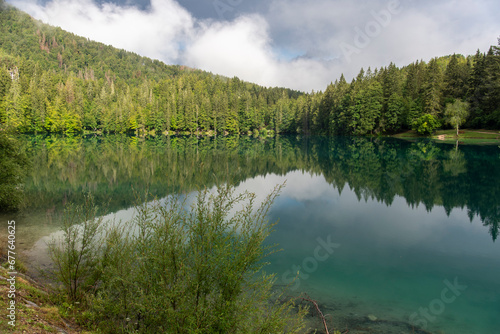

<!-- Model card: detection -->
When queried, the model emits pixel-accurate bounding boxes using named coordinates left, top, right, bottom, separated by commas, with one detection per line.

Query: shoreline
left=0, top=258, right=84, bottom=333
left=392, top=129, right=500, bottom=139
left=1, top=262, right=438, bottom=334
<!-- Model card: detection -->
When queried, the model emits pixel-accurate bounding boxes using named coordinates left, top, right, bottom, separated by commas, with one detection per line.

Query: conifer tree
left=423, top=58, right=444, bottom=116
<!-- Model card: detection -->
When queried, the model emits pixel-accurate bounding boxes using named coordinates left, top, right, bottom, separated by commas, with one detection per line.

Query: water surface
left=4, top=135, right=499, bottom=333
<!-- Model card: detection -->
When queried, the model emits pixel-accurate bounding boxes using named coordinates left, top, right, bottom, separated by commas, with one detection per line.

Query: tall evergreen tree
left=467, top=50, right=487, bottom=127
left=443, top=54, right=470, bottom=102
left=423, top=58, right=444, bottom=116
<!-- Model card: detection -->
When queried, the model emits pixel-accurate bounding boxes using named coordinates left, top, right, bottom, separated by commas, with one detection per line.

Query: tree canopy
left=1, top=2, right=499, bottom=136
left=445, top=99, right=470, bottom=136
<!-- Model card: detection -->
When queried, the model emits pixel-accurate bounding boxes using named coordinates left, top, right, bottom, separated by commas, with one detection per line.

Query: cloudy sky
left=6, top=0, right=500, bottom=92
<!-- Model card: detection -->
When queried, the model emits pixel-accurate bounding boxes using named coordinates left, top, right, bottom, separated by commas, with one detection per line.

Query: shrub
left=412, top=114, right=441, bottom=136
left=47, top=193, right=107, bottom=302
left=49, top=184, right=307, bottom=333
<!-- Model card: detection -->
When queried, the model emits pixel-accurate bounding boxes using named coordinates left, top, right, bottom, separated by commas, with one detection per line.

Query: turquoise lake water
left=4, top=135, right=499, bottom=333
left=260, top=171, right=499, bottom=333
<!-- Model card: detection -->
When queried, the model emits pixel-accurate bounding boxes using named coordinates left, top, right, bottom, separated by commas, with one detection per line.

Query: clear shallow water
left=4, top=135, right=500, bottom=333
left=252, top=172, right=500, bottom=334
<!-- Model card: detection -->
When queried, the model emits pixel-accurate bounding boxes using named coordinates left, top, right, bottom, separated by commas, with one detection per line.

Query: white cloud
left=234, top=171, right=334, bottom=203
left=184, top=15, right=278, bottom=85
left=265, top=0, right=500, bottom=85
left=7, top=0, right=500, bottom=92
left=183, top=16, right=339, bottom=91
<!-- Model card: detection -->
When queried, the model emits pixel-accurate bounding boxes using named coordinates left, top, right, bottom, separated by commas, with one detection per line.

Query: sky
left=6, top=0, right=500, bottom=92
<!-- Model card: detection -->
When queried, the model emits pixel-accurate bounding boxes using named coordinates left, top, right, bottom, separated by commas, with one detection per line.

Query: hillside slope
left=1, top=0, right=499, bottom=136
left=0, top=0, right=301, bottom=135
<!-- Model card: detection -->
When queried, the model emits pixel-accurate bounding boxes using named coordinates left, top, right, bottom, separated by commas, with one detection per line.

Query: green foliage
left=468, top=45, right=500, bottom=129
left=0, top=129, right=29, bottom=211
left=412, top=114, right=441, bottom=136
left=20, top=134, right=500, bottom=243
left=18, top=133, right=500, bottom=243
left=47, top=193, right=107, bottom=302
left=49, top=184, right=307, bottom=333
left=384, top=93, right=405, bottom=132
left=1, top=3, right=499, bottom=136
left=0, top=2, right=303, bottom=136
left=423, top=58, right=444, bottom=116
left=445, top=99, right=470, bottom=136
left=443, top=54, right=470, bottom=100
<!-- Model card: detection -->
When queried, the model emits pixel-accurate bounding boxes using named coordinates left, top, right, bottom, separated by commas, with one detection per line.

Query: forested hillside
left=1, top=0, right=499, bottom=135
left=0, top=0, right=301, bottom=135
left=321, top=49, right=500, bottom=135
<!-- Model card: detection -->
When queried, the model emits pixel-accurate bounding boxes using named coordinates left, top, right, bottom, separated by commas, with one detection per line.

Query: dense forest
left=1, top=0, right=499, bottom=136
left=0, top=0, right=301, bottom=136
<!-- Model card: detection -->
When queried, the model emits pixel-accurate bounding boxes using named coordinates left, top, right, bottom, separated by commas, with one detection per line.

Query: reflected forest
left=20, top=135, right=500, bottom=241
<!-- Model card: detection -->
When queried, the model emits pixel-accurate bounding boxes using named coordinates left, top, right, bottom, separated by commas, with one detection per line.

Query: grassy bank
left=0, top=254, right=85, bottom=333
left=393, top=129, right=500, bottom=143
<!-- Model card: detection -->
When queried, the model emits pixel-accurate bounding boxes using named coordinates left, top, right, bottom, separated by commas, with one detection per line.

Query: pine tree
left=316, top=83, right=334, bottom=134
left=380, top=63, right=403, bottom=132
left=405, top=98, right=423, bottom=128
left=423, top=58, right=443, bottom=116
left=2, top=78, right=26, bottom=131
left=384, top=93, right=405, bottom=132
left=482, top=45, right=500, bottom=128
left=329, top=74, right=349, bottom=134
left=467, top=50, right=487, bottom=127
left=382, top=62, right=402, bottom=104
left=361, top=81, right=383, bottom=135
left=404, top=60, right=425, bottom=101
left=0, top=67, right=11, bottom=109
left=45, top=96, right=63, bottom=132
left=443, top=54, right=470, bottom=102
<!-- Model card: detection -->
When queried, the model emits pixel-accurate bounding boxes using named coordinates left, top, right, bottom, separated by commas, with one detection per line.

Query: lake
left=5, top=134, right=500, bottom=333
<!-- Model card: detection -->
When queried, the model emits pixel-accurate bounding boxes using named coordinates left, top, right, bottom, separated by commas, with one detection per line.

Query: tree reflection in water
left=20, top=134, right=500, bottom=241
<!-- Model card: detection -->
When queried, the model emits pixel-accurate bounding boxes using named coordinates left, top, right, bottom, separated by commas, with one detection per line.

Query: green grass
left=392, top=129, right=500, bottom=142
left=434, top=129, right=500, bottom=139
left=0, top=265, right=86, bottom=334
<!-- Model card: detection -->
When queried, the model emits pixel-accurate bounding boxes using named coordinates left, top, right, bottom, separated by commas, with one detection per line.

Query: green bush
left=47, top=193, right=107, bottom=302
left=49, top=185, right=306, bottom=333
left=412, top=114, right=441, bottom=136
